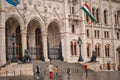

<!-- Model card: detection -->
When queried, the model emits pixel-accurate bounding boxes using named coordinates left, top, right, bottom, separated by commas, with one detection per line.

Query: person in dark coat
left=36, top=65, right=40, bottom=80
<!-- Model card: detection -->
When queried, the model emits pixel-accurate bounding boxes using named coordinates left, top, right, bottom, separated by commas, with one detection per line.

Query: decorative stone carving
left=44, top=6, right=48, bottom=12
left=48, top=3, right=52, bottom=8
left=37, top=1, right=43, bottom=7
left=28, top=0, right=32, bottom=5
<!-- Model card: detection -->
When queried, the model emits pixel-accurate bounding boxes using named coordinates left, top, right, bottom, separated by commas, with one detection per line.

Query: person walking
left=36, top=65, right=40, bottom=80
left=55, top=66, right=59, bottom=76
left=84, top=63, right=88, bottom=77
left=67, top=67, right=71, bottom=79
left=48, top=63, right=54, bottom=79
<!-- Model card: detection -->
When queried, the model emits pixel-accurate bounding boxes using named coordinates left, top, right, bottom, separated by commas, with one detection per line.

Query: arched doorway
left=27, top=20, right=44, bottom=61
left=48, top=22, right=61, bottom=60
left=5, top=18, right=22, bottom=61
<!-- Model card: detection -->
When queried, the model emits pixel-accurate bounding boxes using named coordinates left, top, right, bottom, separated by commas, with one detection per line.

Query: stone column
left=21, top=30, right=27, bottom=57
left=42, top=32, right=49, bottom=62
left=64, top=0, right=71, bottom=62
left=0, top=1, right=6, bottom=66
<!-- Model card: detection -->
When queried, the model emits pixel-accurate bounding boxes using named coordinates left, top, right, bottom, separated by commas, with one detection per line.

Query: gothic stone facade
left=0, top=0, right=120, bottom=71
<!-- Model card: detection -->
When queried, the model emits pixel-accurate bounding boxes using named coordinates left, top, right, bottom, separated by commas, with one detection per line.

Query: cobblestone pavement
left=0, top=71, right=120, bottom=80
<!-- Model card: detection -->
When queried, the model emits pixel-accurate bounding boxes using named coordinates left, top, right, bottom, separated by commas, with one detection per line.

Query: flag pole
left=74, top=1, right=88, bottom=15
left=74, top=7, right=82, bottom=15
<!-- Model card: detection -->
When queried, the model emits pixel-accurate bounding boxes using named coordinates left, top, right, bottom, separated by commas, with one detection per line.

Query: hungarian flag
left=81, top=3, right=97, bottom=23
left=6, top=0, right=19, bottom=6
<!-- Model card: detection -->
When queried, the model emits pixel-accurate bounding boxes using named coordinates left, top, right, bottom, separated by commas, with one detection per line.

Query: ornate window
left=92, top=8, right=95, bottom=17
left=71, top=40, right=77, bottom=56
left=104, top=31, right=109, bottom=39
left=94, top=30, right=100, bottom=38
left=86, top=14, right=89, bottom=22
left=96, top=8, right=100, bottom=23
left=86, top=29, right=90, bottom=38
left=72, top=25, right=75, bottom=33
left=87, top=44, right=91, bottom=57
left=117, top=32, right=119, bottom=39
left=95, top=44, right=100, bottom=57
left=105, top=44, right=110, bottom=57
left=117, top=11, right=120, bottom=25
left=71, top=6, right=75, bottom=14
left=114, top=14, right=117, bottom=25
left=104, top=9, right=108, bottom=24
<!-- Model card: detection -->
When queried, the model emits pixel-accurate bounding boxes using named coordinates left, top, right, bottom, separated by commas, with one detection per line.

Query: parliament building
left=0, top=0, right=120, bottom=71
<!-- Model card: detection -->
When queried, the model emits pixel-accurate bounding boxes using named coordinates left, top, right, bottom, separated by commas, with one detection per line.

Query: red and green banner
left=81, top=3, right=97, bottom=23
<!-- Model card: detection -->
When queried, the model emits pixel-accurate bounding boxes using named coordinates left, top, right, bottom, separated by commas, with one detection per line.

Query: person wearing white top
left=48, top=63, right=54, bottom=79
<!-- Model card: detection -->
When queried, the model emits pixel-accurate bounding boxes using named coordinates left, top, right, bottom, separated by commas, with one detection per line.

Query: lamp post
left=77, top=37, right=83, bottom=61
left=10, top=33, right=17, bottom=62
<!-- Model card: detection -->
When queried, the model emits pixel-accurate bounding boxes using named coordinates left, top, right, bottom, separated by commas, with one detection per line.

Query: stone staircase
left=0, top=60, right=93, bottom=77
left=33, top=60, right=89, bottom=75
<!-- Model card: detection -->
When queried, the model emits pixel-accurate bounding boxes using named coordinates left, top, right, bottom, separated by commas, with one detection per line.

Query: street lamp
left=10, top=33, right=17, bottom=62
left=77, top=37, right=83, bottom=61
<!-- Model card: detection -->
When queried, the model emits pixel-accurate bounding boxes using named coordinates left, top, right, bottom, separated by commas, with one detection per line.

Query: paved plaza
left=0, top=71, right=120, bottom=80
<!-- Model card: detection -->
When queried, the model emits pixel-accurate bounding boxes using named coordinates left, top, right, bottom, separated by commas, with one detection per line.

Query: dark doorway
left=107, top=63, right=111, bottom=70
left=16, top=26, right=22, bottom=60
left=35, top=28, right=44, bottom=60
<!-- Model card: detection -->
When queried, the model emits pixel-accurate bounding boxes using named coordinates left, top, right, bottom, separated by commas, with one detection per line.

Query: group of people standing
left=35, top=63, right=59, bottom=80
left=35, top=63, right=89, bottom=80
left=48, top=63, right=59, bottom=79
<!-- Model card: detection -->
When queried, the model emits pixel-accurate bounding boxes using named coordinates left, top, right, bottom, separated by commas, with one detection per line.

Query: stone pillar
left=0, top=1, right=6, bottom=66
left=21, top=30, right=27, bottom=57
left=42, top=32, right=49, bottom=62
left=64, top=0, right=71, bottom=62
left=60, top=33, right=65, bottom=61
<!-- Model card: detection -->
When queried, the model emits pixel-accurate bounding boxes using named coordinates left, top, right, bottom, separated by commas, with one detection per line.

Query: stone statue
left=23, top=49, right=31, bottom=63
left=90, top=50, right=97, bottom=62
